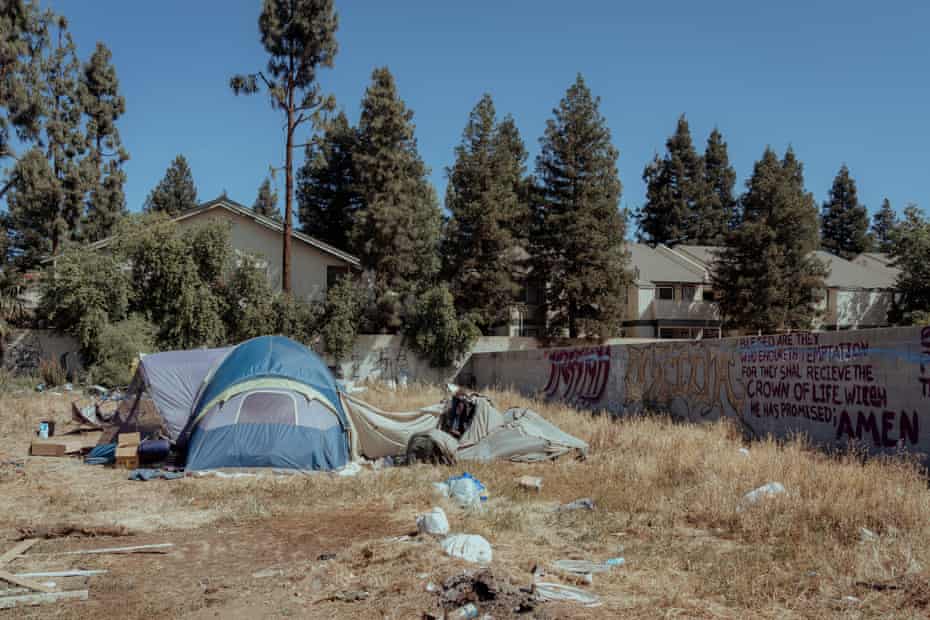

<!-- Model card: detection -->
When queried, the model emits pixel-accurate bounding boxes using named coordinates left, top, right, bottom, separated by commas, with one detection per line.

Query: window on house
left=702, top=288, right=715, bottom=302
left=657, top=286, right=674, bottom=301
left=326, top=266, right=349, bottom=290
left=523, top=282, right=542, bottom=305
left=682, top=286, right=696, bottom=302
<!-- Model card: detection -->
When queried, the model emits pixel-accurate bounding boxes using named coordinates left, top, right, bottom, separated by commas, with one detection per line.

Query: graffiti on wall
left=622, top=341, right=747, bottom=423
left=543, top=346, right=611, bottom=404
left=737, top=332, right=920, bottom=448
left=921, top=327, right=930, bottom=399
left=466, top=326, right=930, bottom=459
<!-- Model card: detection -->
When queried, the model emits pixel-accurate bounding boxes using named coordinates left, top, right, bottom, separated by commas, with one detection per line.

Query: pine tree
left=533, top=74, right=629, bottom=338
left=821, top=164, right=870, bottom=259
left=714, top=147, right=827, bottom=332
left=441, top=94, right=530, bottom=332
left=636, top=115, right=704, bottom=246
left=144, top=155, right=197, bottom=216
left=871, top=197, right=898, bottom=254
left=888, top=204, right=930, bottom=324
left=39, top=15, right=86, bottom=251
left=5, top=147, right=63, bottom=268
left=351, top=67, right=441, bottom=331
left=297, top=110, right=358, bottom=249
left=700, top=128, right=738, bottom=238
left=231, top=0, right=339, bottom=293
left=80, top=42, right=127, bottom=241
left=0, top=0, right=48, bottom=196
left=252, top=177, right=280, bottom=220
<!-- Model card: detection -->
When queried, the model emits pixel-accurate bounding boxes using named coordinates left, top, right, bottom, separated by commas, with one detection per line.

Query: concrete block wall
left=459, top=327, right=930, bottom=460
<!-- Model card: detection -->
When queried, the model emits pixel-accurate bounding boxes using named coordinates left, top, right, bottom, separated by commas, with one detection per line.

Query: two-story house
left=668, top=245, right=899, bottom=334
left=623, top=243, right=721, bottom=339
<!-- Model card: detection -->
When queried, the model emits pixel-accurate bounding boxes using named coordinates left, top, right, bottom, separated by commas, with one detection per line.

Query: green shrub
left=87, top=316, right=155, bottom=387
left=321, top=276, right=365, bottom=363
left=223, top=254, right=276, bottom=342
left=37, top=247, right=129, bottom=356
left=273, top=293, right=323, bottom=345
left=403, top=284, right=480, bottom=368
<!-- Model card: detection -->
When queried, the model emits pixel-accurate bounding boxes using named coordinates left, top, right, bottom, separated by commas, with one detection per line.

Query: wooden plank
left=61, top=543, right=173, bottom=555
left=0, top=539, right=37, bottom=565
left=0, top=589, right=88, bottom=609
left=118, top=432, right=141, bottom=447
left=0, top=569, right=56, bottom=593
left=16, top=570, right=106, bottom=578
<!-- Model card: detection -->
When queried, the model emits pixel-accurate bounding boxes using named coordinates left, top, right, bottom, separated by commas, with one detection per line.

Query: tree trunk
left=282, top=84, right=294, bottom=294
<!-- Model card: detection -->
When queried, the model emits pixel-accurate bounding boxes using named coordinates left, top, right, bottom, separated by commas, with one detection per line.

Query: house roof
left=627, top=243, right=706, bottom=285
left=44, top=197, right=360, bottom=267
left=669, top=245, right=722, bottom=270
left=857, top=252, right=893, bottom=267
left=666, top=245, right=898, bottom=291
left=179, top=197, right=360, bottom=266
left=812, top=250, right=897, bottom=290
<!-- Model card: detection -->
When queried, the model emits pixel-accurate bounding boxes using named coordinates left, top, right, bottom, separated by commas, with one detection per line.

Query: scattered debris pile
left=434, top=569, right=540, bottom=618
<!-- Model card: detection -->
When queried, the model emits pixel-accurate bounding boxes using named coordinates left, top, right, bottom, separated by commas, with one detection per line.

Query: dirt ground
left=2, top=388, right=930, bottom=618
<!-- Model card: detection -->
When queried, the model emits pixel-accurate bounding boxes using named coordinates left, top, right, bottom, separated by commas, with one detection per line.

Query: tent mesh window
left=198, top=390, right=341, bottom=431
left=238, top=392, right=296, bottom=425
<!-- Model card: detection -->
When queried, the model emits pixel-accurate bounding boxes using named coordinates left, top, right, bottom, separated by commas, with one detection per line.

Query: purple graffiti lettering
left=544, top=346, right=610, bottom=404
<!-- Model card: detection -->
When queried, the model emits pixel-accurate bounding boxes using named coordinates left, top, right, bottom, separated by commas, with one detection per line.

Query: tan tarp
left=342, top=393, right=588, bottom=464
left=341, top=393, right=440, bottom=460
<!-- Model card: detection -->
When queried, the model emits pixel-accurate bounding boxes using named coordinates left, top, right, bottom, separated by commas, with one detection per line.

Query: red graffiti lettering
left=544, top=346, right=610, bottom=404
left=921, top=327, right=930, bottom=399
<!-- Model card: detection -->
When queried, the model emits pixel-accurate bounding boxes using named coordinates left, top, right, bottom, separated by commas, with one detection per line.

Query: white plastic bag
left=416, top=507, right=449, bottom=536
left=742, top=482, right=785, bottom=505
left=449, top=477, right=481, bottom=508
left=440, top=534, right=492, bottom=564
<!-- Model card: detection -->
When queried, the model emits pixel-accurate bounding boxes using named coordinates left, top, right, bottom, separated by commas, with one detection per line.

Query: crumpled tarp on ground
left=341, top=393, right=441, bottom=459
left=343, top=393, right=588, bottom=464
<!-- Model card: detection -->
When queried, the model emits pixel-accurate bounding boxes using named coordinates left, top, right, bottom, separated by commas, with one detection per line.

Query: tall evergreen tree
left=636, top=115, right=704, bottom=246
left=297, top=110, right=358, bottom=249
left=144, top=155, right=197, bottom=216
left=888, top=204, right=930, bottom=325
left=231, top=0, right=338, bottom=293
left=821, top=164, right=870, bottom=259
left=714, top=147, right=827, bottom=332
left=5, top=147, right=62, bottom=268
left=351, top=67, right=441, bottom=330
left=871, top=197, right=898, bottom=254
left=41, top=15, right=86, bottom=250
left=252, top=177, right=280, bottom=220
left=441, top=94, right=529, bottom=332
left=80, top=42, right=127, bottom=241
left=533, top=74, right=629, bottom=338
left=700, top=128, right=738, bottom=238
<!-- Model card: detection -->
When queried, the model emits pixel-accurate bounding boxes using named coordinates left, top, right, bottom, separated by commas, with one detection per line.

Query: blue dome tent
left=178, top=336, right=350, bottom=471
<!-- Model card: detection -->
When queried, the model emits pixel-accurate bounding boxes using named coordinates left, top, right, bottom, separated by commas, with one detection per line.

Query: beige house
left=662, top=245, right=899, bottom=335
left=172, top=197, right=359, bottom=301
left=623, top=243, right=721, bottom=339
left=47, top=197, right=360, bottom=303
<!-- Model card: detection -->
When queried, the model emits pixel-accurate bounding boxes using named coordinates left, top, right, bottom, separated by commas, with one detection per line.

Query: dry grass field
left=1, top=385, right=929, bottom=618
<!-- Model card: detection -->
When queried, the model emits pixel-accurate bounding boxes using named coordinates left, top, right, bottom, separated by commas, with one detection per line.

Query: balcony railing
left=650, top=298, right=720, bottom=321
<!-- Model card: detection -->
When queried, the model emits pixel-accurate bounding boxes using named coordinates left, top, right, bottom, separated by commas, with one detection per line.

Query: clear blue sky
left=47, top=0, right=929, bottom=230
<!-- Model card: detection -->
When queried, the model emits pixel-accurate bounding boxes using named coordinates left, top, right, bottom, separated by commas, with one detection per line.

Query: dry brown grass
left=2, top=387, right=930, bottom=618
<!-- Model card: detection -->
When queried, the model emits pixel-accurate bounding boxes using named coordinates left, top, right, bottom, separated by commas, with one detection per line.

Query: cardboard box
left=117, top=432, right=141, bottom=448
left=115, top=444, right=139, bottom=470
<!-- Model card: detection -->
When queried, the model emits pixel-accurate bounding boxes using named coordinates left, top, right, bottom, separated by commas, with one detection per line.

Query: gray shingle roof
left=627, top=243, right=706, bottom=284
left=812, top=251, right=897, bottom=289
